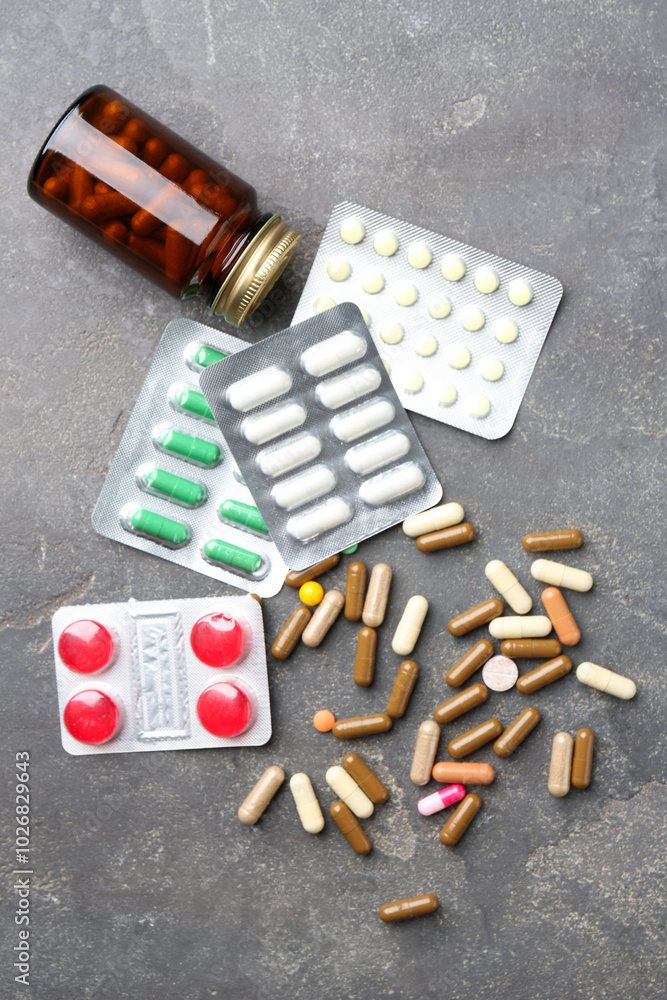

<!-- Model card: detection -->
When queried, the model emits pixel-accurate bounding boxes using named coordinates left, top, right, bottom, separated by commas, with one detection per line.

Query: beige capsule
left=576, top=662, right=637, bottom=700
left=410, top=719, right=441, bottom=785
left=548, top=732, right=574, bottom=797
left=237, top=765, right=285, bottom=825
left=289, top=773, right=325, bottom=832
left=484, top=560, right=533, bottom=614
left=402, top=502, right=464, bottom=537
left=488, top=615, right=552, bottom=639
left=392, top=595, right=429, bottom=655
left=530, top=559, right=593, bottom=592
left=386, top=659, right=419, bottom=718
left=362, top=563, right=393, bottom=627
left=301, top=589, right=345, bottom=647
left=325, top=765, right=374, bottom=818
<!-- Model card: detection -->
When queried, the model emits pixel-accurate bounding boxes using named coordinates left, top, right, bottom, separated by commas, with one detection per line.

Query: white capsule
left=530, top=559, right=594, bottom=592
left=325, top=765, right=374, bottom=819
left=489, top=615, right=552, bottom=639
left=257, top=433, right=322, bottom=477
left=287, top=498, right=352, bottom=541
left=330, top=398, right=396, bottom=443
left=316, top=364, right=382, bottom=409
left=242, top=401, right=306, bottom=445
left=300, top=330, right=367, bottom=377
left=359, top=463, right=425, bottom=507
left=289, top=773, right=325, bottom=834
left=346, top=431, right=410, bottom=475
left=402, top=502, right=465, bottom=537
left=576, top=662, right=637, bottom=700
left=485, top=560, right=533, bottom=614
left=227, top=366, right=292, bottom=411
left=271, top=465, right=336, bottom=510
left=392, top=595, right=429, bottom=655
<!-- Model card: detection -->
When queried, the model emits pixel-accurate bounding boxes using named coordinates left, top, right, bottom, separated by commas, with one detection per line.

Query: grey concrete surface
left=1, top=1, right=666, bottom=998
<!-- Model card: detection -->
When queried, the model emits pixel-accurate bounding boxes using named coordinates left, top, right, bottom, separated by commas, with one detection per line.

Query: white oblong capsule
left=488, top=616, right=552, bottom=639
left=301, top=330, right=367, bottom=377
left=330, top=397, right=396, bottom=443
left=548, top=732, right=573, bottom=797
left=316, top=364, right=382, bottom=410
left=227, top=366, right=292, bottom=411
left=359, top=463, right=425, bottom=507
left=530, top=559, right=594, bottom=592
left=485, top=560, right=533, bottom=615
left=325, top=765, right=374, bottom=819
left=271, top=465, right=336, bottom=510
left=346, top=431, right=410, bottom=475
left=242, top=401, right=306, bottom=445
left=392, top=595, right=429, bottom=655
left=402, top=502, right=465, bottom=537
left=257, top=433, right=322, bottom=478
left=576, top=662, right=637, bottom=700
left=289, top=773, right=325, bottom=833
left=287, top=498, right=352, bottom=541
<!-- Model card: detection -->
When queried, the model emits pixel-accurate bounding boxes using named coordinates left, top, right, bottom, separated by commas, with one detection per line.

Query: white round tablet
left=474, top=266, right=500, bottom=294
left=492, top=317, right=518, bottom=343
left=415, top=334, right=437, bottom=357
left=440, top=254, right=466, bottom=281
left=508, top=278, right=533, bottom=306
left=313, top=295, right=336, bottom=314
left=326, top=256, right=351, bottom=281
left=438, top=383, right=457, bottom=406
left=340, top=216, right=366, bottom=245
left=378, top=319, right=404, bottom=344
left=444, top=343, right=471, bottom=369
left=479, top=356, right=504, bottom=381
left=467, top=394, right=491, bottom=418
left=427, top=295, right=452, bottom=319
left=373, top=228, right=399, bottom=256
left=482, top=655, right=518, bottom=692
left=458, top=304, right=485, bottom=331
left=359, top=267, right=385, bottom=294
left=393, top=280, right=418, bottom=306
left=407, top=241, right=433, bottom=269
left=403, top=371, right=424, bottom=393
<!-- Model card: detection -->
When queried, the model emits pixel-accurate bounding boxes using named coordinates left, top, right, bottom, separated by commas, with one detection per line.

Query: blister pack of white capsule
left=92, top=319, right=287, bottom=596
left=199, top=303, right=443, bottom=571
left=52, top=595, right=270, bottom=755
left=291, top=202, right=563, bottom=440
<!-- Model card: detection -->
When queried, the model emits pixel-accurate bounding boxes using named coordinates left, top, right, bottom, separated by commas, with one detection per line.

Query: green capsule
left=203, top=539, right=264, bottom=575
left=174, top=387, right=214, bottom=422
left=159, top=428, right=220, bottom=467
left=122, top=507, right=190, bottom=547
left=191, top=343, right=227, bottom=369
left=138, top=466, right=206, bottom=507
left=219, top=499, right=268, bottom=535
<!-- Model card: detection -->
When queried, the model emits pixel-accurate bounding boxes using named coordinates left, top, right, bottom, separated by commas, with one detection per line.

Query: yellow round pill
left=299, top=581, right=325, bottom=606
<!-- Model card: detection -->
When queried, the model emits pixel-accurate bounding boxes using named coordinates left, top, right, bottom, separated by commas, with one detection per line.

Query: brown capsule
left=110, top=134, right=138, bottom=155
left=500, top=639, right=562, bottom=659
left=100, top=219, right=128, bottom=244
left=447, top=718, right=503, bottom=759
left=80, top=191, right=139, bottom=222
left=345, top=561, right=367, bottom=621
left=541, top=587, right=581, bottom=646
left=354, top=627, right=377, bottom=687
left=301, top=590, right=345, bottom=648
left=410, top=719, right=441, bottom=785
left=493, top=707, right=541, bottom=757
left=379, top=894, right=439, bottom=922
left=237, top=765, right=285, bottom=825
left=43, top=175, right=68, bottom=199
left=386, top=659, right=419, bottom=718
left=249, top=593, right=262, bottom=605
left=332, top=713, right=393, bottom=739
left=572, top=728, right=595, bottom=789
left=439, top=793, right=482, bottom=846
left=362, top=563, right=393, bottom=627
left=120, top=118, right=148, bottom=145
left=342, top=753, right=389, bottom=804
left=67, top=163, right=93, bottom=211
left=522, top=529, right=584, bottom=552
left=127, top=232, right=166, bottom=268
left=516, top=655, right=573, bottom=694
left=448, top=598, right=504, bottom=637
left=285, top=554, right=340, bottom=588
left=416, top=522, right=476, bottom=552
left=445, top=638, right=495, bottom=687
left=158, top=152, right=190, bottom=184
left=431, top=761, right=496, bottom=785
left=270, top=605, right=312, bottom=660
left=330, top=800, right=372, bottom=855
left=434, top=682, right=489, bottom=724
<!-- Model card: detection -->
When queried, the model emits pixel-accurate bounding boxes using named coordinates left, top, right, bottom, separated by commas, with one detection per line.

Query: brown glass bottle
left=27, top=86, right=300, bottom=325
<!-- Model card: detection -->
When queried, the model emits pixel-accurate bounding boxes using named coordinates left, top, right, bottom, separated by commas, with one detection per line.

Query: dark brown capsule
left=447, top=718, right=503, bottom=759
left=330, top=800, right=372, bottom=855
left=500, top=639, right=562, bottom=659
left=386, top=659, right=419, bottom=718
left=448, top=598, right=504, bottom=637
left=445, top=638, right=495, bottom=687
left=434, top=682, right=489, bottom=724
left=379, top=894, right=439, bottom=922
left=284, top=554, right=340, bottom=588
left=571, top=728, right=594, bottom=789
left=345, top=561, right=367, bottom=621
left=493, top=707, right=541, bottom=757
left=270, top=605, right=312, bottom=660
left=439, top=793, right=482, bottom=846
left=354, top=626, right=377, bottom=687
left=332, top=713, right=393, bottom=739
left=522, top=530, right=584, bottom=552
left=515, top=655, right=572, bottom=694
left=342, top=752, right=389, bottom=804
left=416, top=523, right=476, bottom=552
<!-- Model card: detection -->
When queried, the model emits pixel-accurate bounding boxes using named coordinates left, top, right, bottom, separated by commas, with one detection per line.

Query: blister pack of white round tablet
left=199, top=303, right=443, bottom=571
left=52, top=595, right=270, bottom=756
left=91, top=319, right=287, bottom=597
left=291, top=202, right=564, bottom=440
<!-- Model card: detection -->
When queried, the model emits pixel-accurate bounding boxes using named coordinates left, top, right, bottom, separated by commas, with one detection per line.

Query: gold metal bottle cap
left=211, top=214, right=301, bottom=326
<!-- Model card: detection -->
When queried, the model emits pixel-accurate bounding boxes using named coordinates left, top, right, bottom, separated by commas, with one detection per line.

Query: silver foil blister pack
left=92, top=319, right=287, bottom=596
left=292, top=202, right=563, bottom=440
left=199, top=303, right=442, bottom=571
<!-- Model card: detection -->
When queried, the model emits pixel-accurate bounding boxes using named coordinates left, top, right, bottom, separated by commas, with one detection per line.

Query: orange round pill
left=299, top=581, right=325, bottom=606
left=313, top=710, right=336, bottom=732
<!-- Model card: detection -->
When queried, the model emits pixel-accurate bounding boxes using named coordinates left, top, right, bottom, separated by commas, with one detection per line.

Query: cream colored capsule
left=530, top=559, right=593, bottom=592
left=489, top=615, right=552, bottom=639
left=392, top=595, right=429, bottom=655
left=576, top=662, right=637, bottom=700
left=302, top=590, right=345, bottom=647
left=410, top=719, right=441, bottom=785
left=548, top=732, right=574, bottom=797
left=485, top=560, right=532, bottom=614
left=402, top=502, right=465, bottom=538
left=325, top=765, right=374, bottom=819
left=238, top=766, right=285, bottom=825
left=289, top=773, right=325, bottom=833
left=362, top=563, right=393, bottom=627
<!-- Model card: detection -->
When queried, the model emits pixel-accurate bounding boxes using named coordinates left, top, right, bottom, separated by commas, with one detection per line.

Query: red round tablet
left=63, top=689, right=121, bottom=744
left=196, top=681, right=254, bottom=737
left=58, top=620, right=116, bottom=674
left=190, top=612, right=247, bottom=667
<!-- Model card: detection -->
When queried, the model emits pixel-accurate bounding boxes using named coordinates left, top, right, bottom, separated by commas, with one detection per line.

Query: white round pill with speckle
left=508, top=278, right=533, bottom=306
left=444, top=343, right=471, bottom=369
left=407, top=241, right=433, bottom=269
left=340, top=216, right=365, bottom=244
left=492, top=317, right=518, bottom=343
left=374, top=228, right=399, bottom=256
left=474, top=266, right=500, bottom=294
left=313, top=295, right=336, bottom=314
left=479, top=356, right=504, bottom=381
left=438, top=383, right=457, bottom=406
left=482, top=655, right=518, bottom=692
left=467, top=394, right=491, bottom=418
left=393, top=280, right=418, bottom=306
left=404, top=371, right=424, bottom=393
left=441, top=254, right=466, bottom=281
left=379, top=319, right=404, bottom=344
left=415, top=334, right=437, bottom=357
left=360, top=267, right=385, bottom=294
left=326, top=256, right=351, bottom=281
left=427, top=295, right=451, bottom=319
left=459, top=304, right=485, bottom=331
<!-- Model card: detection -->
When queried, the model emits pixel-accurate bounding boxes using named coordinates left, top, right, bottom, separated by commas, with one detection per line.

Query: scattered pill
left=157, top=428, right=221, bottom=467
left=378, top=319, right=404, bottom=344
left=482, top=655, right=519, bottom=692
left=227, top=366, right=292, bottom=412
left=360, top=267, right=385, bottom=293
left=326, top=765, right=374, bottom=819
left=190, top=612, right=247, bottom=668
left=392, top=596, right=429, bottom=655
left=360, top=463, right=425, bottom=506
left=301, top=590, right=345, bottom=647
left=326, top=256, right=351, bottom=281
left=197, top=680, right=255, bottom=737
left=238, top=765, right=285, bottom=824
left=417, top=522, right=475, bottom=553
left=489, top=615, right=552, bottom=639
left=541, top=587, right=581, bottom=646
left=479, top=356, right=504, bottom=382
left=299, top=581, right=324, bottom=606
left=403, top=502, right=465, bottom=537
left=444, top=343, right=471, bottom=369
left=449, top=599, right=504, bottom=637
left=342, top=752, right=389, bottom=804
left=500, top=638, right=562, bottom=659
left=331, top=398, right=396, bottom=443
left=485, top=560, right=532, bottom=614
left=474, top=266, right=500, bottom=294
left=354, top=627, right=377, bottom=687
left=441, top=254, right=466, bottom=281
left=289, top=773, right=325, bottom=833
left=202, top=539, right=264, bottom=575
left=459, top=305, right=485, bottom=331
left=467, top=393, right=491, bottom=418
left=403, top=371, right=424, bottom=393
left=508, top=278, right=533, bottom=306
left=407, top=241, right=433, bottom=269
left=414, top=333, right=437, bottom=357
left=531, top=559, right=593, bottom=592
left=493, top=707, right=541, bottom=757
left=121, top=505, right=190, bottom=547
left=58, top=620, right=117, bottom=674
left=439, top=792, right=482, bottom=846
left=287, top=498, right=352, bottom=541
left=344, top=561, right=368, bottom=621
left=548, top=732, right=573, bottom=797
left=271, top=606, right=312, bottom=659
left=137, top=466, right=206, bottom=508
left=576, top=662, right=636, bottom=700
left=522, top=530, right=584, bottom=552
left=340, top=216, right=366, bottom=244
left=447, top=718, right=503, bottom=759
left=379, top=894, right=439, bottom=922
left=316, top=364, right=383, bottom=409
left=301, top=330, right=367, bottom=377
left=362, top=563, right=393, bottom=627
left=434, top=682, right=489, bottom=726
left=393, top=279, right=418, bottom=306
left=438, top=383, right=457, bottom=406
left=313, top=709, right=336, bottom=732
left=330, top=800, right=372, bottom=855
left=332, top=713, right=393, bottom=739
left=572, top=728, right=595, bottom=789
left=410, top=719, right=441, bottom=785
left=63, top=688, right=123, bottom=744
left=492, top=317, right=518, bottom=343
left=285, top=555, right=341, bottom=588
left=346, top=431, right=411, bottom=475
left=515, top=655, right=573, bottom=693
left=432, top=761, right=496, bottom=785
left=418, top=782, right=466, bottom=816
left=445, top=640, right=495, bottom=687
left=427, top=295, right=452, bottom=319
left=219, top=499, right=268, bottom=535
left=374, top=228, right=399, bottom=256
left=313, top=295, right=337, bottom=313
left=242, top=401, right=307, bottom=445
left=386, top=659, right=420, bottom=718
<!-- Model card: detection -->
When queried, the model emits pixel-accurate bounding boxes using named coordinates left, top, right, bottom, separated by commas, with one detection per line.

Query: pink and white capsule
left=417, top=783, right=466, bottom=816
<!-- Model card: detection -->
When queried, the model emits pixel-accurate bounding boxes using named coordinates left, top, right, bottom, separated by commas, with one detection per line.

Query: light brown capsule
left=516, top=655, right=572, bottom=694
left=285, top=554, right=340, bottom=588
left=354, top=627, right=377, bottom=687
left=345, top=561, right=367, bottom=621
left=237, top=765, right=285, bottom=824
left=301, top=590, right=345, bottom=648
left=271, top=606, right=312, bottom=660
left=332, top=713, right=393, bottom=739
left=330, top=800, right=372, bottom=855
left=342, top=752, right=389, bottom=804
left=447, top=718, right=503, bottom=759
left=541, top=587, right=581, bottom=646
left=445, top=638, right=495, bottom=687
left=379, top=894, right=439, bottom=922
left=548, top=732, right=574, bottom=796
left=522, top=530, right=584, bottom=552
left=500, top=639, right=562, bottom=659
left=362, top=563, right=393, bottom=627
left=410, top=719, right=441, bottom=785
left=448, top=598, right=504, bottom=637
left=416, top=522, right=476, bottom=552
left=493, top=707, right=541, bottom=757
left=439, top=793, right=482, bottom=846
left=431, top=761, right=496, bottom=785
left=386, top=659, right=419, bottom=718
left=434, top=683, right=489, bottom=725
left=571, top=728, right=594, bottom=789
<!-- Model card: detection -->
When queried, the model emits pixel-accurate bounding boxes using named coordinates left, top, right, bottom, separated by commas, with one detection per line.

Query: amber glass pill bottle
left=28, top=86, right=301, bottom=326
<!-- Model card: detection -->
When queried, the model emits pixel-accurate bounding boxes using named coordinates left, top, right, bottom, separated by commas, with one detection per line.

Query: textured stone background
left=1, top=1, right=666, bottom=998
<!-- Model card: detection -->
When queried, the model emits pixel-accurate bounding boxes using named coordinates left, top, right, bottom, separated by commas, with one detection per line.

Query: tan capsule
left=431, top=761, right=496, bottom=785
left=271, top=605, right=312, bottom=659
left=330, top=800, right=372, bottom=855
left=516, top=655, right=572, bottom=693
left=285, top=554, right=340, bottom=588
left=530, top=559, right=593, bottom=592
left=332, top=713, right=393, bottom=739
left=362, top=563, right=393, bottom=627
left=342, top=752, right=389, bottom=803
left=493, top=707, right=541, bottom=757
left=434, top=683, right=489, bottom=724
left=522, top=530, right=584, bottom=552
left=379, top=893, right=439, bottom=922
left=447, top=718, right=503, bottom=759
left=484, top=560, right=532, bottom=614
left=392, top=595, right=428, bottom=655
left=541, top=587, right=581, bottom=646
left=237, top=765, right=285, bottom=824
left=488, top=615, right=552, bottom=639
left=386, top=659, right=419, bottom=718
left=402, top=502, right=465, bottom=537
left=410, top=719, right=441, bottom=785
left=301, top=590, right=345, bottom=647
left=354, top=626, right=377, bottom=687
left=548, top=732, right=574, bottom=796
left=445, top=638, right=495, bottom=687
left=439, top=792, right=482, bottom=846
left=572, top=728, right=595, bottom=789
left=344, top=561, right=367, bottom=621
left=576, top=662, right=636, bottom=699
left=448, top=598, right=504, bottom=637
left=289, top=773, right=325, bottom=832
left=500, top=639, right=562, bottom=659
left=416, top=523, right=476, bottom=552
left=325, top=766, right=374, bottom=818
